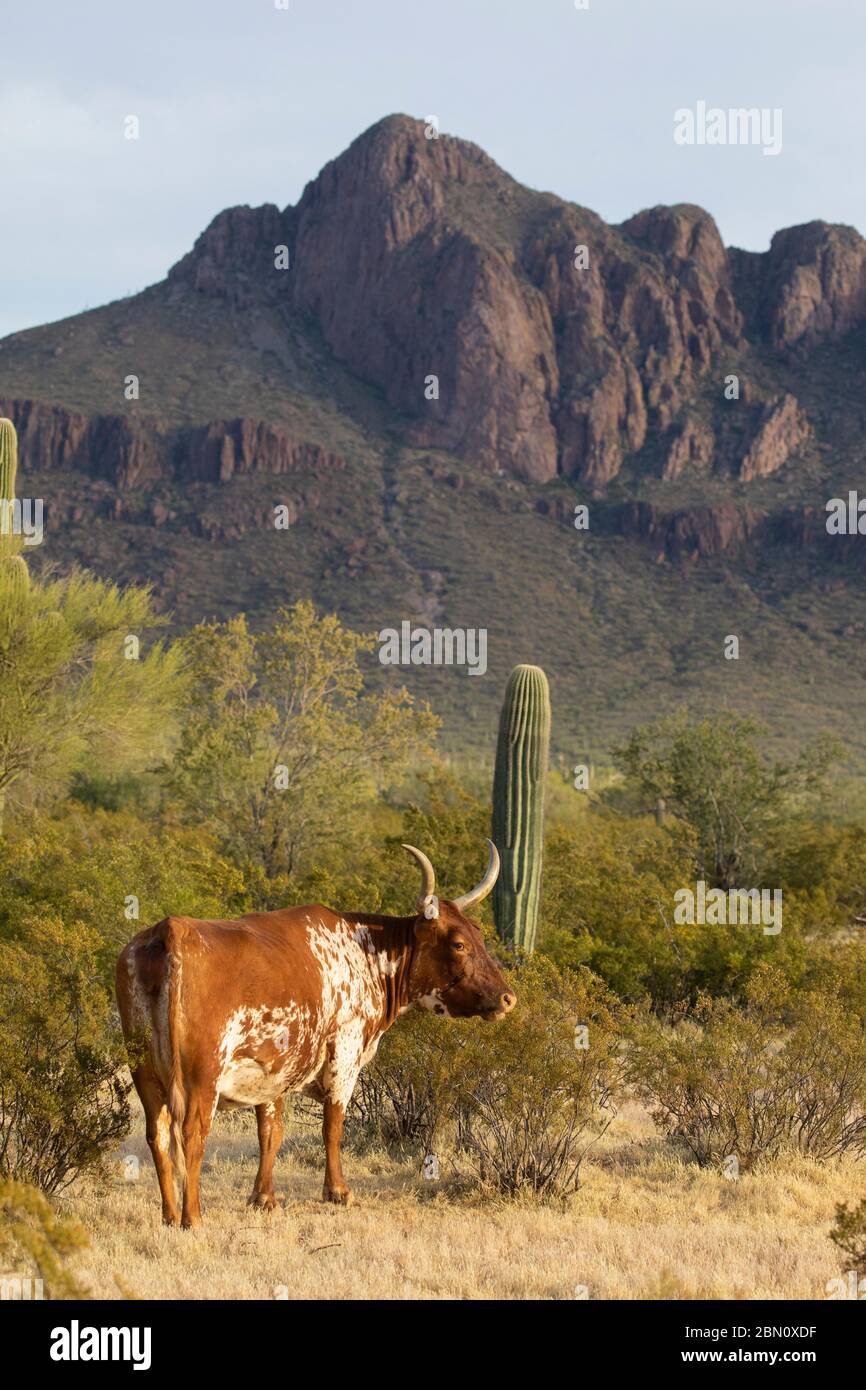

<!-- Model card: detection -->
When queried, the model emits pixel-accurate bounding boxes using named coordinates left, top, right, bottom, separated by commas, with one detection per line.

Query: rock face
left=616, top=501, right=758, bottom=560
left=663, top=418, right=716, bottom=480
left=763, top=223, right=866, bottom=348
left=5, top=114, right=865, bottom=517
left=739, top=394, right=811, bottom=481
left=158, top=115, right=860, bottom=492
left=168, top=204, right=290, bottom=308
left=0, top=399, right=342, bottom=488
left=288, top=118, right=560, bottom=483
left=181, top=419, right=343, bottom=483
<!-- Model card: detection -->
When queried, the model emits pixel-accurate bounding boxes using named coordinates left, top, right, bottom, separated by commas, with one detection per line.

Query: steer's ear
left=414, top=895, right=443, bottom=943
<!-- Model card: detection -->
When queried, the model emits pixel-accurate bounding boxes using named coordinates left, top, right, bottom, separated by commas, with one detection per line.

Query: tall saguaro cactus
left=0, top=417, right=18, bottom=500
left=491, top=664, right=551, bottom=954
left=0, top=418, right=28, bottom=599
left=0, top=417, right=18, bottom=554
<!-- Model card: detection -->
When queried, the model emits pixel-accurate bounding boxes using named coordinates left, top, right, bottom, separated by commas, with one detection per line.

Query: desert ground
left=59, top=1100, right=856, bottom=1301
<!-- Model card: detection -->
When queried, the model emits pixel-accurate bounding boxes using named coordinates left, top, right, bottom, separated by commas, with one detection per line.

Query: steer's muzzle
left=482, top=989, right=517, bottom=1021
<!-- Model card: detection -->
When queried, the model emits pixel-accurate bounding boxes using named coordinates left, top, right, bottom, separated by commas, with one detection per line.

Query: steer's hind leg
left=248, top=1098, right=284, bottom=1211
left=133, top=1063, right=181, bottom=1227
left=180, top=1087, right=215, bottom=1230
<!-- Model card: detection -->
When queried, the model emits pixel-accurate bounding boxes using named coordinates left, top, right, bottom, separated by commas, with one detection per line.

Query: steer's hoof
left=322, top=1185, right=353, bottom=1206
left=248, top=1192, right=279, bottom=1212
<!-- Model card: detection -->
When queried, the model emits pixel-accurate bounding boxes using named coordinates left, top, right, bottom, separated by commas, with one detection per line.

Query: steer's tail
left=157, top=918, right=188, bottom=1188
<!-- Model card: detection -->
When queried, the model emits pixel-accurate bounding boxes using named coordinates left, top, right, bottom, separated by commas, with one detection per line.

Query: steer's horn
left=402, top=843, right=436, bottom=907
left=453, top=840, right=500, bottom=913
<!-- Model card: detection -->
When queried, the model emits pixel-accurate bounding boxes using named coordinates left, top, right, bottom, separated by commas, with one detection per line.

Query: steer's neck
left=342, top=912, right=419, bottom=1028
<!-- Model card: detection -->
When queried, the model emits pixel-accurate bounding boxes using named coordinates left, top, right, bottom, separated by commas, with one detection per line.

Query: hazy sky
left=2, top=0, right=864, bottom=338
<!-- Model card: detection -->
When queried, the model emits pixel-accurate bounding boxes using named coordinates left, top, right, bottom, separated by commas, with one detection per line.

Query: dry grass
left=54, top=1100, right=859, bottom=1301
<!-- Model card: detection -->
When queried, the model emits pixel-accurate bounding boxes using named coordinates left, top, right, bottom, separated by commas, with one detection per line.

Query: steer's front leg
left=322, top=1096, right=352, bottom=1205
left=321, top=1033, right=361, bottom=1206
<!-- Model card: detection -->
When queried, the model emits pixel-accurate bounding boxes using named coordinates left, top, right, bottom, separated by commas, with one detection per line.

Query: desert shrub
left=0, top=916, right=131, bottom=1193
left=351, top=1012, right=461, bottom=1154
left=166, top=602, right=437, bottom=877
left=359, top=956, right=625, bottom=1199
left=628, top=966, right=866, bottom=1169
left=0, top=806, right=248, bottom=990
left=540, top=817, right=808, bottom=1008
left=453, top=958, right=624, bottom=1198
left=763, top=818, right=866, bottom=935
left=0, top=1180, right=88, bottom=1299
left=830, top=1197, right=866, bottom=1278
left=612, top=709, right=840, bottom=889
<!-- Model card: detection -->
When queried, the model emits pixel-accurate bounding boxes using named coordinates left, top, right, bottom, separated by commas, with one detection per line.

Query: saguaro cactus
left=0, top=417, right=20, bottom=559
left=491, top=664, right=551, bottom=953
left=3, top=553, right=30, bottom=599
left=0, top=416, right=17, bottom=504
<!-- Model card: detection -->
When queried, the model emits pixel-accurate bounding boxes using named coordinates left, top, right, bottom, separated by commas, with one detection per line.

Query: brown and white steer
left=116, top=842, right=515, bottom=1227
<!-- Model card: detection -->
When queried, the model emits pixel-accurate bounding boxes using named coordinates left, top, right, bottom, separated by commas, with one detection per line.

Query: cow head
left=402, top=842, right=516, bottom=1021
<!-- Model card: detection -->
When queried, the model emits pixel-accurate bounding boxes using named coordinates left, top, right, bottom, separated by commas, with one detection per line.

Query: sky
left=1, top=0, right=864, bottom=339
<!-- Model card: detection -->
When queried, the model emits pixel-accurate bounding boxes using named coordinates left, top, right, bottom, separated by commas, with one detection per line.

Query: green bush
left=358, top=955, right=626, bottom=1199
left=351, top=1009, right=464, bottom=1155
left=830, top=1197, right=866, bottom=1279
left=0, top=806, right=248, bottom=991
left=540, top=816, right=809, bottom=1007
left=0, top=1179, right=88, bottom=1299
left=454, top=957, right=625, bottom=1198
left=628, top=966, right=866, bottom=1170
left=0, top=916, right=131, bottom=1193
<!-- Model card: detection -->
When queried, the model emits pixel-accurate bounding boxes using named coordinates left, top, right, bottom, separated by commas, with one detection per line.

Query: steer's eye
left=452, top=940, right=467, bottom=952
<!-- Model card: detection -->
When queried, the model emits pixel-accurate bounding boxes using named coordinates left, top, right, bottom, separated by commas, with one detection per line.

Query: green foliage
left=539, top=814, right=810, bottom=1006
left=359, top=956, right=625, bottom=1199
left=830, top=1197, right=866, bottom=1278
left=492, top=664, right=550, bottom=953
left=627, top=966, right=866, bottom=1169
left=0, top=1179, right=88, bottom=1299
left=0, top=566, right=184, bottom=829
left=764, top=818, right=866, bottom=933
left=0, top=915, right=131, bottom=1193
left=613, top=709, right=841, bottom=888
left=0, top=807, right=248, bottom=991
left=454, top=957, right=624, bottom=1197
left=166, top=600, right=438, bottom=876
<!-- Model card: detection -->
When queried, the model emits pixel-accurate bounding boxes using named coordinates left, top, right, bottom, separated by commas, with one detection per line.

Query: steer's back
left=116, top=905, right=379, bottom=1109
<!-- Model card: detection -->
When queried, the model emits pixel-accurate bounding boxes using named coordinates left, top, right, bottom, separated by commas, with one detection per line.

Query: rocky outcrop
left=156, top=115, right=866, bottom=492
left=662, top=418, right=715, bottom=479
left=615, top=501, right=758, bottom=560
left=0, top=399, right=342, bottom=488
left=181, top=418, right=343, bottom=483
left=167, top=204, right=291, bottom=308
left=288, top=118, right=560, bottom=483
left=762, top=222, right=866, bottom=349
left=738, top=393, right=811, bottom=481
left=2, top=398, right=90, bottom=471
left=9, top=116, right=865, bottom=502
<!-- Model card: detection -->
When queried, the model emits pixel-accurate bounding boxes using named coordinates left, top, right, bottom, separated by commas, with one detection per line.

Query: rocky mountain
left=2, top=115, right=865, bottom=766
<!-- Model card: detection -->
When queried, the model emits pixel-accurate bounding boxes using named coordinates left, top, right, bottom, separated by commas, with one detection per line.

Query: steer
left=116, top=841, right=515, bottom=1227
